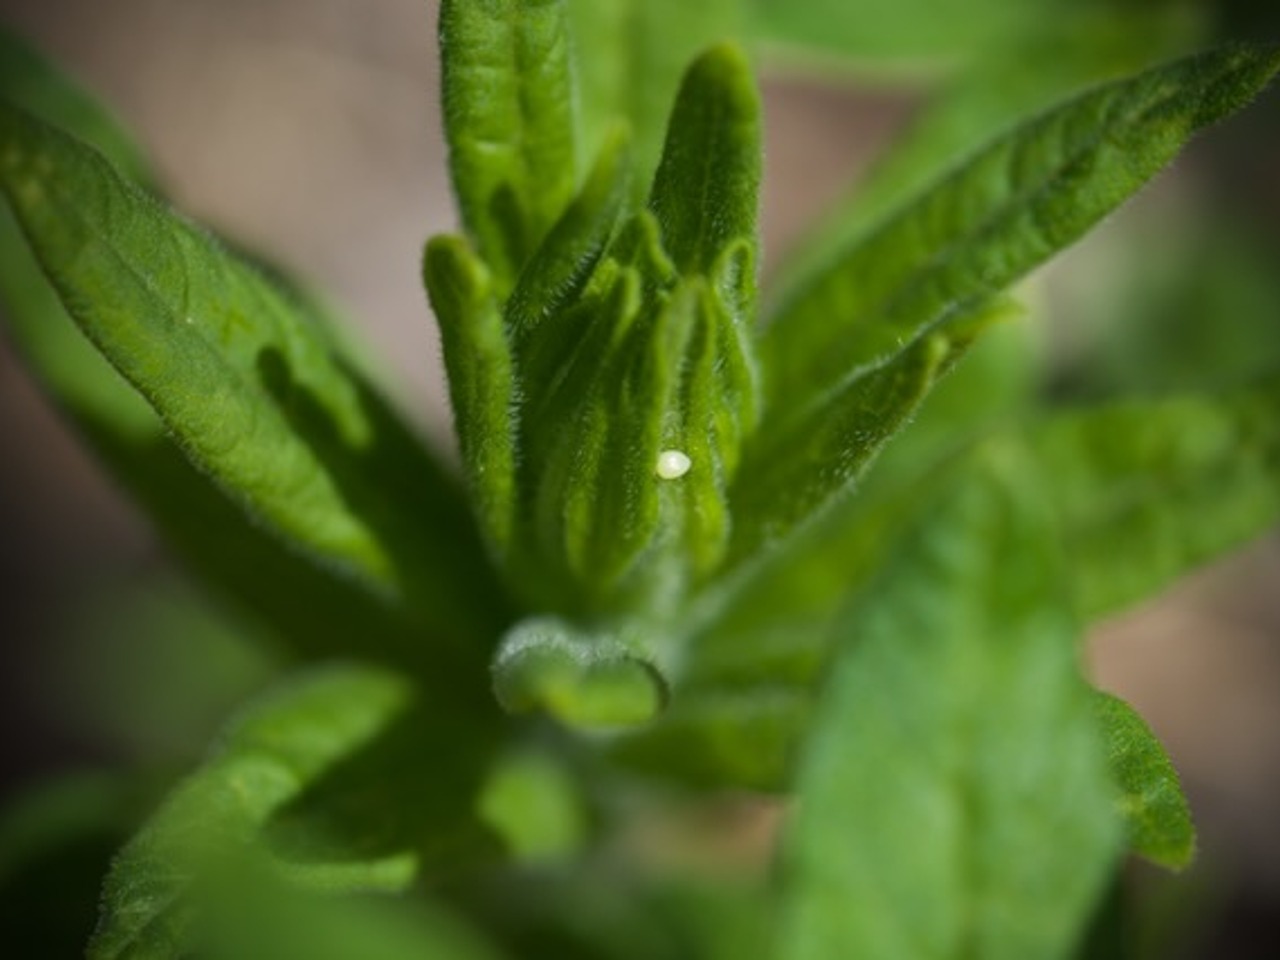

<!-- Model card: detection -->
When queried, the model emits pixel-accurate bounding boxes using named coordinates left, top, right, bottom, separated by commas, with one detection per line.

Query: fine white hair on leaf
left=655, top=449, right=692, bottom=480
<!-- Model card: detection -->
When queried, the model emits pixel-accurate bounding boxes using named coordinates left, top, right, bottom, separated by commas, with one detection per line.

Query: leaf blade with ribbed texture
left=767, top=9, right=1202, bottom=310
left=728, top=303, right=1001, bottom=564
left=439, top=0, right=578, bottom=293
left=648, top=42, right=761, bottom=284
left=1032, top=382, right=1280, bottom=619
left=0, top=100, right=506, bottom=645
left=0, top=30, right=488, bottom=663
left=89, top=668, right=414, bottom=960
left=425, top=235, right=519, bottom=561
left=762, top=44, right=1280, bottom=420
left=779, top=450, right=1121, bottom=960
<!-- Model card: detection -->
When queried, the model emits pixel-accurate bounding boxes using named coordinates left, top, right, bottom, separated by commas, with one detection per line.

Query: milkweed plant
left=1, top=1, right=1279, bottom=958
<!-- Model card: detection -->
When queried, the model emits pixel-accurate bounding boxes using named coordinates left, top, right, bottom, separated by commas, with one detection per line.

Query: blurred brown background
left=0, top=1, right=1278, bottom=956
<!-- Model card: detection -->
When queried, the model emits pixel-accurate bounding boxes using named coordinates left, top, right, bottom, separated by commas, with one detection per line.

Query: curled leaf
left=492, top=618, right=668, bottom=728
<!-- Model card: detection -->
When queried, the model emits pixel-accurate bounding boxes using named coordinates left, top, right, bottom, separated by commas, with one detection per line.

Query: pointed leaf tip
left=1095, top=692, right=1196, bottom=871
left=649, top=40, right=762, bottom=282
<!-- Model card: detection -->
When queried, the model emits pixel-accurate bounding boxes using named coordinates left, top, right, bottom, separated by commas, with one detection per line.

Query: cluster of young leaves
left=2, top=1, right=1280, bottom=958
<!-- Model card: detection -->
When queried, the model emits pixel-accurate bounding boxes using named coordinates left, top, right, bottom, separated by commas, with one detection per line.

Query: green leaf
left=512, top=263, right=756, bottom=616
left=452, top=856, right=772, bottom=960
left=778, top=448, right=1122, bottom=960
left=762, top=43, right=1280, bottom=423
left=0, top=100, right=388, bottom=584
left=618, top=313, right=1029, bottom=789
left=493, top=44, right=764, bottom=613
left=477, top=749, right=587, bottom=863
left=769, top=8, right=1203, bottom=310
left=424, top=234, right=519, bottom=560
left=663, top=276, right=759, bottom=575
left=566, top=0, right=743, bottom=203
left=492, top=617, right=667, bottom=728
left=681, top=305, right=1026, bottom=680
left=197, top=872, right=505, bottom=960
left=728, top=311, right=987, bottom=564
left=747, top=0, right=1045, bottom=66
left=1095, top=693, right=1196, bottom=871
left=525, top=268, right=691, bottom=614
left=0, top=32, right=485, bottom=664
left=439, top=0, right=578, bottom=293
left=263, top=694, right=500, bottom=889
left=0, top=100, right=508, bottom=646
left=648, top=42, right=761, bottom=283
left=636, top=373, right=1280, bottom=790
left=90, top=668, right=418, bottom=960
left=1031, top=382, right=1280, bottom=619
left=747, top=0, right=1200, bottom=71
left=612, top=686, right=809, bottom=790
left=504, top=125, right=631, bottom=345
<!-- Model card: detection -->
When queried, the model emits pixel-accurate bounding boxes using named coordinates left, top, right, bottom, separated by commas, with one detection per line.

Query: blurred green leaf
left=779, top=449, right=1122, bottom=960
left=762, top=43, right=1280, bottom=425
left=0, top=99, right=507, bottom=647
left=566, top=0, right=743, bottom=203
left=453, top=860, right=771, bottom=960
left=198, top=872, right=504, bottom=960
left=1031, top=382, right=1280, bottom=619
left=0, top=773, right=154, bottom=960
left=747, top=0, right=1050, bottom=66
left=54, top=579, right=278, bottom=762
left=90, top=668, right=425, bottom=959
left=477, top=749, right=586, bottom=863
left=1052, top=208, right=1280, bottom=399
left=612, top=686, right=809, bottom=790
left=1095, top=693, right=1196, bottom=871
left=439, top=0, right=578, bottom=293
left=263, top=698, right=500, bottom=890
left=642, top=876, right=774, bottom=960
left=747, top=0, right=1201, bottom=72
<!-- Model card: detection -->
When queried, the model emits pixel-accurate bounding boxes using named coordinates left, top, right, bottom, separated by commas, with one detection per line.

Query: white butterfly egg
left=655, top=449, right=692, bottom=480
